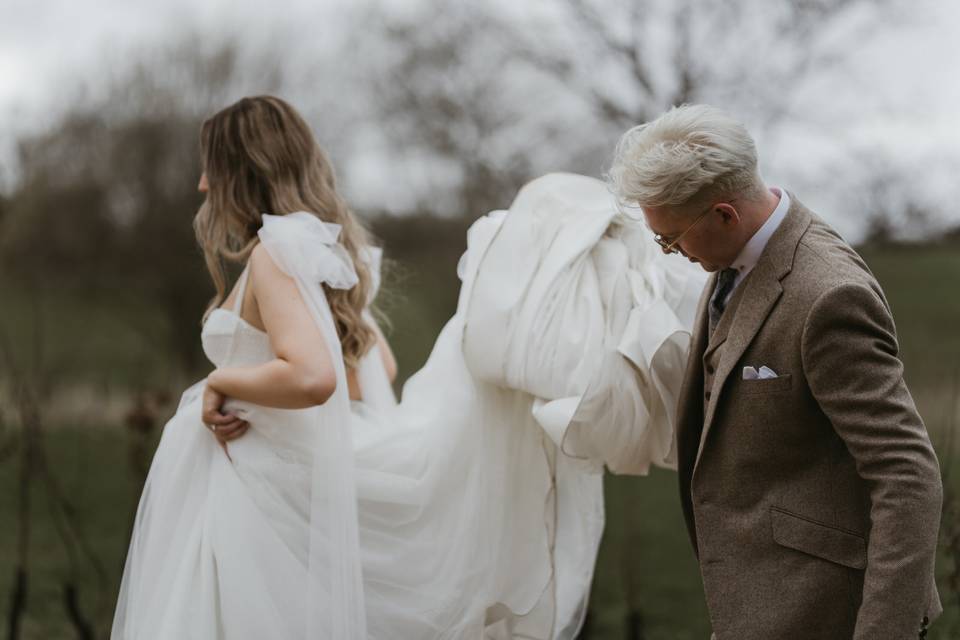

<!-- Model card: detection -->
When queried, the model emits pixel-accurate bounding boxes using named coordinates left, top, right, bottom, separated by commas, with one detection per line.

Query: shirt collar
left=730, top=187, right=790, bottom=276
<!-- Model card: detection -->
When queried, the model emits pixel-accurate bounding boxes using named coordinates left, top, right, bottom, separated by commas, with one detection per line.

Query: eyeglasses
left=653, top=203, right=715, bottom=255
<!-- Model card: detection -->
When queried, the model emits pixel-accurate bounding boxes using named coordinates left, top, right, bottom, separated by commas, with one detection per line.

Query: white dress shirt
left=720, top=187, right=791, bottom=306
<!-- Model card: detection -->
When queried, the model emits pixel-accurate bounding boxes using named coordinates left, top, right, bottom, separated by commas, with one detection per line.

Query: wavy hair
left=608, top=104, right=764, bottom=214
left=194, top=95, right=379, bottom=368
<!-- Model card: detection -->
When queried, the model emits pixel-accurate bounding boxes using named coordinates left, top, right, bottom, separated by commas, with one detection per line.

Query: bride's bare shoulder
left=239, top=244, right=297, bottom=331
left=248, top=243, right=289, bottom=282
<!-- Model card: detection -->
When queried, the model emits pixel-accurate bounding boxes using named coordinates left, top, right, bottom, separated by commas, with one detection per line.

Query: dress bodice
left=201, top=266, right=276, bottom=368
left=198, top=262, right=397, bottom=412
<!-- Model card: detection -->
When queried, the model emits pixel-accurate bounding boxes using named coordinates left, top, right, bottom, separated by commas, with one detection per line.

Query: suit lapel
left=694, top=272, right=783, bottom=467
left=676, top=274, right=714, bottom=478
left=692, top=197, right=814, bottom=472
left=703, top=326, right=728, bottom=361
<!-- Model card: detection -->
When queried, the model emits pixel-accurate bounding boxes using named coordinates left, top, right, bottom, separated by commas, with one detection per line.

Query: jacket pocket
left=740, top=373, right=792, bottom=395
left=770, top=506, right=867, bottom=570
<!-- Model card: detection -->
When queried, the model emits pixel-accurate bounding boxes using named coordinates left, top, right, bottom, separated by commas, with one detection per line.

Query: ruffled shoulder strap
left=258, top=211, right=358, bottom=290
left=256, top=210, right=368, bottom=637
left=361, top=245, right=383, bottom=304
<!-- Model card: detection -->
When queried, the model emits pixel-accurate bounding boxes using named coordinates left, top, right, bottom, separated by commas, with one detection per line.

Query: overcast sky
left=2, top=0, right=959, bottom=239
left=4, top=0, right=958, bottom=114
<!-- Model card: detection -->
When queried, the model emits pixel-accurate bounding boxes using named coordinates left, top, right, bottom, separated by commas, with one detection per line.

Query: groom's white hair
left=609, top=104, right=764, bottom=211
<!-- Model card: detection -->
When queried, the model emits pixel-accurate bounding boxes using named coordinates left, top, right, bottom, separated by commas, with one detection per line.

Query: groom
left=610, top=104, right=943, bottom=639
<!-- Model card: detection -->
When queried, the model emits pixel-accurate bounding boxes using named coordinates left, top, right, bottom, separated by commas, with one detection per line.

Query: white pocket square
left=743, top=366, right=778, bottom=380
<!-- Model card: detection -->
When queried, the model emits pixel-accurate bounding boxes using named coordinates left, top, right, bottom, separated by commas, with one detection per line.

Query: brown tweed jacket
left=676, top=195, right=943, bottom=640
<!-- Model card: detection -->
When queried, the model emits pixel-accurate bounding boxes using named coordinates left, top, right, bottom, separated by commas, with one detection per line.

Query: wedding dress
left=111, top=173, right=704, bottom=640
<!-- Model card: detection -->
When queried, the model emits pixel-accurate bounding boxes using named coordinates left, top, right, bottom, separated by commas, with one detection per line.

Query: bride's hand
left=202, top=381, right=250, bottom=454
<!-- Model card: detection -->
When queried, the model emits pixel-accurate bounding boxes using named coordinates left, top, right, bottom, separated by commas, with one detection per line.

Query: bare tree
left=353, top=3, right=545, bottom=218
left=354, top=0, right=901, bottom=219
left=527, top=0, right=883, bottom=125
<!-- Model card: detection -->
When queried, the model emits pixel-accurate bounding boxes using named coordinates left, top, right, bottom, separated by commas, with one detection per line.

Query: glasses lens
left=654, top=236, right=673, bottom=253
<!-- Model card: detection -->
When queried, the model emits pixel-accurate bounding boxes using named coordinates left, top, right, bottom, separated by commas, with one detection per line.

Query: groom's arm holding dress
left=802, top=280, right=943, bottom=639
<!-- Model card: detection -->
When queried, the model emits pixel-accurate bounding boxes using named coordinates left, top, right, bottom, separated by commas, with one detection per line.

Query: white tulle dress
left=111, top=173, right=705, bottom=640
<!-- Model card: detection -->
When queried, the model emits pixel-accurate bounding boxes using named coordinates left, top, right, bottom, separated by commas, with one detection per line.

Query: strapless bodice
left=201, top=308, right=276, bottom=368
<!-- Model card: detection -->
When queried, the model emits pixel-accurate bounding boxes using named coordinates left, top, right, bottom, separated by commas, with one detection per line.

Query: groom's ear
left=716, top=204, right=741, bottom=226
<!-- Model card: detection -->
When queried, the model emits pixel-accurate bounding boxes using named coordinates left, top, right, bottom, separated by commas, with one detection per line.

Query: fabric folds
left=462, top=173, right=705, bottom=475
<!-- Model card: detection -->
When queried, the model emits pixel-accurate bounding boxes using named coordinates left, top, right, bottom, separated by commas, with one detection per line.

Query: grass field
left=0, top=240, right=958, bottom=638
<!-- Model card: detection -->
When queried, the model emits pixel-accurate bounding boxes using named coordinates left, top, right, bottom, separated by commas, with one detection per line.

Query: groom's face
left=641, top=203, right=740, bottom=273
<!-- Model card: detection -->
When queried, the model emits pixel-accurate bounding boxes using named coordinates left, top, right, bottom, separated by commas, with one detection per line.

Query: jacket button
left=922, top=616, right=929, bottom=625
left=706, top=364, right=715, bottom=375
left=705, top=390, right=712, bottom=401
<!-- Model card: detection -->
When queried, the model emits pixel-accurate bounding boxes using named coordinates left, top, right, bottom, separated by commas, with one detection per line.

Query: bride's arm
left=206, top=244, right=338, bottom=409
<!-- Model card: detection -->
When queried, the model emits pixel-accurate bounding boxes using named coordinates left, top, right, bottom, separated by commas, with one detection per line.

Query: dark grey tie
left=708, top=268, right=739, bottom=334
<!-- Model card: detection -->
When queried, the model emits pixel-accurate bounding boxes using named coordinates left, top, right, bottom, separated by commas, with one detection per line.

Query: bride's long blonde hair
left=194, top=95, right=378, bottom=368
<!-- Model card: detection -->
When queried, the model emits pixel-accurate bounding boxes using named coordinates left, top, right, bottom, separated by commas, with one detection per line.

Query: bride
left=111, top=95, right=704, bottom=640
